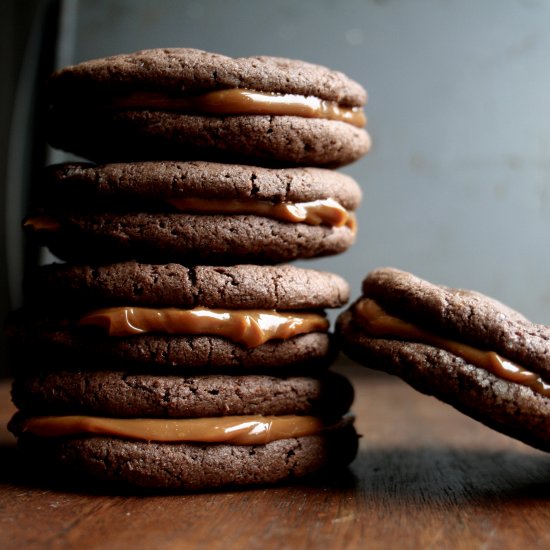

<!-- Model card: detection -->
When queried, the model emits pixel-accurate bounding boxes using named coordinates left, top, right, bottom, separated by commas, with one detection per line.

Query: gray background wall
left=3, top=0, right=550, bottom=373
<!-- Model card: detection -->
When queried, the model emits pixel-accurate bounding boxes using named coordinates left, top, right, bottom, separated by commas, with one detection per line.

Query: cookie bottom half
left=16, top=424, right=359, bottom=491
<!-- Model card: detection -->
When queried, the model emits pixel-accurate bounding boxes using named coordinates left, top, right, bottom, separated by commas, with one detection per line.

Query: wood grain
left=1, top=364, right=550, bottom=549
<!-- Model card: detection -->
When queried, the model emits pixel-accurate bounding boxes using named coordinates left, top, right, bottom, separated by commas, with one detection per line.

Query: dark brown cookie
left=10, top=263, right=347, bottom=370
left=42, top=161, right=362, bottom=208
left=26, top=262, right=350, bottom=309
left=28, top=212, right=356, bottom=264
left=8, top=312, right=335, bottom=371
left=28, top=161, right=361, bottom=264
left=15, top=424, right=358, bottom=491
left=358, top=268, right=547, bottom=374
left=47, top=113, right=371, bottom=167
left=337, top=267, right=550, bottom=452
left=48, top=49, right=366, bottom=103
left=11, top=370, right=354, bottom=419
left=46, top=48, right=370, bottom=166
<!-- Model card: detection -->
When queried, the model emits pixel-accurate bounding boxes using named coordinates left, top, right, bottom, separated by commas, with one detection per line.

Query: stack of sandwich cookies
left=9, top=48, right=370, bottom=490
left=337, top=268, right=550, bottom=452
left=9, top=263, right=357, bottom=489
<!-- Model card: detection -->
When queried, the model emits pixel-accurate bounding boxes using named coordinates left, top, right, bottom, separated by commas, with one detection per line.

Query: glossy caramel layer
left=24, top=198, right=356, bottom=233
left=19, top=415, right=326, bottom=445
left=354, top=298, right=550, bottom=397
left=79, top=307, right=329, bottom=348
left=109, top=88, right=366, bottom=128
left=167, top=197, right=355, bottom=228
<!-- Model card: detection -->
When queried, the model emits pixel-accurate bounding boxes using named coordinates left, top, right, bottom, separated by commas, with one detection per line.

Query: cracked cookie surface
left=337, top=267, right=550, bottom=452
left=47, top=48, right=370, bottom=166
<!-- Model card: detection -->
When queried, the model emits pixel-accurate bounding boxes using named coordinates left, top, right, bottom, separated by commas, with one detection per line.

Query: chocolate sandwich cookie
left=9, top=371, right=357, bottom=490
left=46, top=48, right=370, bottom=167
left=9, top=262, right=349, bottom=370
left=337, top=268, right=550, bottom=452
left=26, top=161, right=361, bottom=264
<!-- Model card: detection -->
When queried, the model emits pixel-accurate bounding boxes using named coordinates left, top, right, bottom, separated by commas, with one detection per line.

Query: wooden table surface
left=1, top=364, right=550, bottom=549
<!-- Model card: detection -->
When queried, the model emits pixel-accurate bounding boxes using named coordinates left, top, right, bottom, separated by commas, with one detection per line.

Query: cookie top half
left=11, top=370, right=354, bottom=419
left=26, top=261, right=350, bottom=310
left=46, top=48, right=371, bottom=166
left=48, top=48, right=366, bottom=105
left=41, top=161, right=362, bottom=208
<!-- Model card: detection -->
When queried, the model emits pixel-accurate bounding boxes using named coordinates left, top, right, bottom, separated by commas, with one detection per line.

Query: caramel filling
left=18, top=415, right=325, bottom=445
left=355, top=298, right=550, bottom=397
left=79, top=307, right=328, bottom=348
left=24, top=198, right=356, bottom=232
left=23, top=217, right=61, bottom=231
left=167, top=197, right=355, bottom=228
left=109, top=88, right=366, bottom=128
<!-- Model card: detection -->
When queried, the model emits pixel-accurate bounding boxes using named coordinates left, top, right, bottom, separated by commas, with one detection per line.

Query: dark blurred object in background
left=1, top=0, right=61, bottom=377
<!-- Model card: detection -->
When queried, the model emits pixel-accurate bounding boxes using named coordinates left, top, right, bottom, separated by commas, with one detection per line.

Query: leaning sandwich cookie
left=46, top=48, right=371, bottom=167
left=337, top=268, right=550, bottom=452
left=25, top=161, right=361, bottom=264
